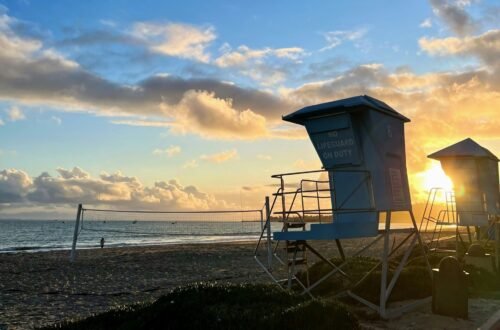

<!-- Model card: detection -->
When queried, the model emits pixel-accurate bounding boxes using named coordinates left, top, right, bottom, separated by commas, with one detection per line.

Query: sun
left=421, top=162, right=454, bottom=191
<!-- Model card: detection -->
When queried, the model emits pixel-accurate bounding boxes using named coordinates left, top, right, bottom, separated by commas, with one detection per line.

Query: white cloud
left=161, top=90, right=269, bottom=139
left=51, top=116, right=62, bottom=125
left=200, top=149, right=238, bottom=163
left=214, top=44, right=305, bottom=86
left=0, top=166, right=228, bottom=211
left=0, top=168, right=33, bottom=202
left=99, top=19, right=117, bottom=27
left=0, top=13, right=296, bottom=140
left=153, top=145, right=181, bottom=157
left=7, top=106, right=25, bottom=121
left=420, top=18, right=433, bottom=28
left=56, top=167, right=90, bottom=180
left=418, top=29, right=500, bottom=67
left=320, top=28, right=367, bottom=51
left=111, top=119, right=173, bottom=127
left=257, top=154, right=272, bottom=160
left=292, top=159, right=322, bottom=170
left=215, top=45, right=304, bottom=68
left=183, top=160, right=198, bottom=169
left=132, top=22, right=215, bottom=62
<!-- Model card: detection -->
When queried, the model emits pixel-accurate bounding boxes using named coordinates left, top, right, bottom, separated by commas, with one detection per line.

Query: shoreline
left=0, top=219, right=460, bottom=255
left=0, top=237, right=260, bottom=254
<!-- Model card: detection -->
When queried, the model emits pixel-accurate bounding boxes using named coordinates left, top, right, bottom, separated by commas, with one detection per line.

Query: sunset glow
left=0, top=2, right=499, bottom=328
left=421, top=163, right=454, bottom=192
left=0, top=0, right=498, bottom=219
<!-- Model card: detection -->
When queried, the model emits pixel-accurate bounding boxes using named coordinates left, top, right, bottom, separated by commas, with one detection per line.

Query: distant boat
left=132, top=220, right=137, bottom=224
left=171, top=222, right=177, bottom=225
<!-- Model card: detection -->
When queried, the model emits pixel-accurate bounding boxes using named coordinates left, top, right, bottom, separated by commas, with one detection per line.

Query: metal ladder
left=420, top=188, right=462, bottom=252
left=255, top=170, right=335, bottom=294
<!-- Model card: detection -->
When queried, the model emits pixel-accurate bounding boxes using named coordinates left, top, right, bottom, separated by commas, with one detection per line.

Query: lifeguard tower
left=255, top=95, right=431, bottom=318
left=421, top=138, right=500, bottom=265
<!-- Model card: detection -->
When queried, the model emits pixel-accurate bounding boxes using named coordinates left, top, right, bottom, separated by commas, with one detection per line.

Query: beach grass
left=298, top=249, right=500, bottom=303
left=39, top=283, right=359, bottom=330
left=296, top=256, right=433, bottom=303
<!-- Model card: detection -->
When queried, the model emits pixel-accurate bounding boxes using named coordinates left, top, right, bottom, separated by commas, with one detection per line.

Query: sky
left=0, top=0, right=498, bottom=219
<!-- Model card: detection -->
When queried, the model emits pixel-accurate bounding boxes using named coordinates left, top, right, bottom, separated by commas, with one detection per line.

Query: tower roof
left=282, top=95, right=410, bottom=125
left=428, top=138, right=499, bottom=161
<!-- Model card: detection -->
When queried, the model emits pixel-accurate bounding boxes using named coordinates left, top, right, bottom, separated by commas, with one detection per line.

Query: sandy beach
left=0, top=242, right=269, bottom=329
left=1, top=240, right=499, bottom=330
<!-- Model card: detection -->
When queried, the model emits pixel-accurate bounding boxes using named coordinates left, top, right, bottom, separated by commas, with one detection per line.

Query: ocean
left=0, top=219, right=264, bottom=253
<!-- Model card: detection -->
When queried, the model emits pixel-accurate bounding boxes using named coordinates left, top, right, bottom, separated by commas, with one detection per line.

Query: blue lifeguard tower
left=255, top=95, right=431, bottom=318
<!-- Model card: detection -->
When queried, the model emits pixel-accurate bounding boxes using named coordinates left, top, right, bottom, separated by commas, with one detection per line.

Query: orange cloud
left=200, top=149, right=238, bottom=163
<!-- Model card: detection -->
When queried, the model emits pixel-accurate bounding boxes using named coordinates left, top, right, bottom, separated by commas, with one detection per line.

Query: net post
left=496, top=220, right=500, bottom=271
left=70, top=203, right=83, bottom=262
left=379, top=211, right=391, bottom=318
left=260, top=209, right=264, bottom=232
left=265, top=196, right=272, bottom=270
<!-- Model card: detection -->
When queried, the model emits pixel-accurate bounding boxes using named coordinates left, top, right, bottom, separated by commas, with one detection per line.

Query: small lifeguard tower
left=255, top=95, right=431, bottom=318
left=422, top=138, right=500, bottom=265
left=429, top=138, right=499, bottom=226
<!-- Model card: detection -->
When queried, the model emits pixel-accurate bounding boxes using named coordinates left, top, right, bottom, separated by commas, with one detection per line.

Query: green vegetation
left=297, top=256, right=433, bottom=303
left=298, top=248, right=500, bottom=304
left=40, top=283, right=359, bottom=330
left=465, top=265, right=500, bottom=299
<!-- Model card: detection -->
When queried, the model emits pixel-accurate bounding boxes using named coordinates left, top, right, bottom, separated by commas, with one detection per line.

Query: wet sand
left=1, top=240, right=499, bottom=329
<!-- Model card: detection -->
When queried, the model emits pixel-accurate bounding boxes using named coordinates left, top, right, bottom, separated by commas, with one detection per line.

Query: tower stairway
left=254, top=170, right=349, bottom=295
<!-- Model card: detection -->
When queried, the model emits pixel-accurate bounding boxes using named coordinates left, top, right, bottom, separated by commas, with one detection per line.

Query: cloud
left=419, top=29, right=500, bottom=68
left=215, top=45, right=304, bottom=68
left=257, top=154, right=272, bottom=160
left=214, top=44, right=305, bottom=86
left=100, top=171, right=142, bottom=188
left=285, top=63, right=387, bottom=105
left=153, top=145, right=181, bottom=157
left=183, top=160, right=198, bottom=169
left=300, top=57, right=349, bottom=81
left=0, top=166, right=228, bottom=211
left=420, top=18, right=433, bottom=28
left=111, top=119, right=173, bottom=127
left=0, top=14, right=297, bottom=139
left=57, top=29, right=142, bottom=47
left=292, top=159, right=322, bottom=170
left=56, top=167, right=90, bottom=179
left=285, top=61, right=499, bottom=199
left=200, top=149, right=238, bottom=163
left=132, top=22, right=215, bottom=63
left=161, top=90, right=269, bottom=139
left=99, top=19, right=117, bottom=28
left=429, top=0, right=476, bottom=36
left=0, top=168, right=32, bottom=202
left=0, top=118, right=3, bottom=126
left=320, top=28, right=367, bottom=51
left=51, top=115, right=61, bottom=125
left=7, top=106, right=25, bottom=121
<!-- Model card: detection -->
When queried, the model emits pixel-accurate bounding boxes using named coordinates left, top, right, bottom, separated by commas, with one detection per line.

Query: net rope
left=78, top=206, right=265, bottom=238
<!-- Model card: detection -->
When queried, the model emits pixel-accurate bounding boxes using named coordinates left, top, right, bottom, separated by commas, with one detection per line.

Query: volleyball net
left=70, top=204, right=264, bottom=261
